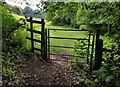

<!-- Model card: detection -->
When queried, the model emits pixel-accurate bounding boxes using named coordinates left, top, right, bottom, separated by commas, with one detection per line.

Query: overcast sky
left=5, top=0, right=120, bottom=10
left=5, top=0, right=46, bottom=10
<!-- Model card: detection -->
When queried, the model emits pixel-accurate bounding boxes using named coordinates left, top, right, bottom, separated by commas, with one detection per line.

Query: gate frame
left=47, top=28, right=91, bottom=63
left=26, top=17, right=47, bottom=61
left=26, top=19, right=106, bottom=71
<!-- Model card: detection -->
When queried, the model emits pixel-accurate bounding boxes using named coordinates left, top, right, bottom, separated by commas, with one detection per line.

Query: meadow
left=13, top=14, right=90, bottom=54
left=3, top=2, right=120, bottom=86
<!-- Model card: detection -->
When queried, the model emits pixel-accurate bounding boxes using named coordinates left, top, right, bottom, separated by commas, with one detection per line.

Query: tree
left=76, top=2, right=120, bottom=29
left=2, top=3, right=26, bottom=39
left=76, top=2, right=120, bottom=49
left=44, top=2, right=79, bottom=27
left=11, top=6, right=23, bottom=15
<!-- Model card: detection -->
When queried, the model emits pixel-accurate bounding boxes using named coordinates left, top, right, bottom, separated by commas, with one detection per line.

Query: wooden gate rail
left=48, top=28, right=90, bottom=31
left=50, top=46, right=88, bottom=49
left=50, top=46, right=74, bottom=49
left=49, top=37, right=89, bottom=40
left=34, top=47, right=42, bottom=52
left=27, top=29, right=42, bottom=34
left=50, top=53, right=86, bottom=58
left=26, top=19, right=44, bottom=24
left=26, top=37, right=42, bottom=43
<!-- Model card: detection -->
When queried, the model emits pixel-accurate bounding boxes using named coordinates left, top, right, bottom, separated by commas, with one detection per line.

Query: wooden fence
left=25, top=18, right=118, bottom=72
left=47, top=28, right=91, bottom=63
left=26, top=17, right=47, bottom=61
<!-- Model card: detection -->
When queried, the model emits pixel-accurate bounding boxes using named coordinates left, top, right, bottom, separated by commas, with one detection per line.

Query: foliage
left=2, top=46, right=22, bottom=86
left=70, top=37, right=91, bottom=86
left=2, top=4, right=27, bottom=39
left=2, top=1, right=120, bottom=86
left=44, top=2, right=79, bottom=28
left=44, top=2, right=120, bottom=35
left=2, top=3, right=29, bottom=86
left=10, top=6, right=23, bottom=15
left=93, top=59, right=120, bottom=87
left=71, top=33, right=120, bottom=86
left=74, top=40, right=88, bottom=57
left=76, top=2, right=120, bottom=24
left=2, top=2, right=29, bottom=48
left=76, top=2, right=120, bottom=36
left=2, top=5, right=18, bottom=37
left=93, top=35, right=120, bottom=87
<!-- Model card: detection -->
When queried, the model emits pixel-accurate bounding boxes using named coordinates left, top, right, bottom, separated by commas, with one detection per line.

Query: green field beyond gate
left=48, top=29, right=89, bottom=52
left=25, top=17, right=92, bottom=62
left=26, top=18, right=89, bottom=53
left=48, top=29, right=91, bottom=59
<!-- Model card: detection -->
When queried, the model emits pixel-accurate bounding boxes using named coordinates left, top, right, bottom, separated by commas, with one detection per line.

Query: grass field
left=13, top=14, right=90, bottom=53
left=32, top=21, right=89, bottom=53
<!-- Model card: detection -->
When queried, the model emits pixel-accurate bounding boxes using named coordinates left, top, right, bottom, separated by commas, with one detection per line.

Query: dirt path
left=16, top=53, right=78, bottom=86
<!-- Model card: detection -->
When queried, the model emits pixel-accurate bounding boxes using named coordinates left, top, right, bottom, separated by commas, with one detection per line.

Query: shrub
left=71, top=34, right=120, bottom=87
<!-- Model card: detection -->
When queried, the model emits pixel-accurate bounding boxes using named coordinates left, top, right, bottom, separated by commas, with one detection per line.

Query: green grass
left=49, top=30, right=89, bottom=52
left=13, top=14, right=89, bottom=53
left=32, top=21, right=89, bottom=53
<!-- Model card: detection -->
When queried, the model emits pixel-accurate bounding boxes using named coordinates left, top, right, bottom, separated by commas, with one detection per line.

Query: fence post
left=94, top=29, right=103, bottom=70
left=30, top=17, right=34, bottom=53
left=95, top=39, right=103, bottom=70
left=44, top=29, right=48, bottom=60
left=41, top=19, right=48, bottom=61
left=41, top=19, right=45, bottom=59
left=48, top=29, right=50, bottom=60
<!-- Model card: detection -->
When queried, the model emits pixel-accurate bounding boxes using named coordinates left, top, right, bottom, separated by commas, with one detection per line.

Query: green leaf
left=115, top=80, right=120, bottom=87
left=105, top=75, right=114, bottom=83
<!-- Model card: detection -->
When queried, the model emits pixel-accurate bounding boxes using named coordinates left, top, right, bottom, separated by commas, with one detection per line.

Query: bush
left=2, top=4, right=30, bottom=86
left=2, top=46, right=23, bottom=86
left=71, top=33, right=120, bottom=86
left=70, top=36, right=91, bottom=86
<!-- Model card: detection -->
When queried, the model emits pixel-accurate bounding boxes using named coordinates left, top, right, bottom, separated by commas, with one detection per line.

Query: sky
left=5, top=0, right=45, bottom=10
left=4, top=0, right=120, bottom=10
left=4, top=0, right=48, bottom=18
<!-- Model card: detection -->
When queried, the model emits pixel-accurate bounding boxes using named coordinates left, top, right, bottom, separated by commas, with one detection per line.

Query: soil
left=15, top=52, right=78, bottom=86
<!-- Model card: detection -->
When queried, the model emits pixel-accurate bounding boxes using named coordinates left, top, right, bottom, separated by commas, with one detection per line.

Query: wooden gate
left=47, top=28, right=91, bottom=63
left=26, top=17, right=47, bottom=60
left=47, top=27, right=104, bottom=72
left=26, top=19, right=105, bottom=72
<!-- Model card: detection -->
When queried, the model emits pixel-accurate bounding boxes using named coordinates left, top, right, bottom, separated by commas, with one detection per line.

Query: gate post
left=30, top=17, right=34, bottom=53
left=48, top=29, right=50, bottom=60
left=41, top=19, right=44, bottom=58
left=94, top=29, right=103, bottom=70
left=44, top=29, right=48, bottom=60
left=41, top=19, right=48, bottom=61
left=41, top=19, right=47, bottom=60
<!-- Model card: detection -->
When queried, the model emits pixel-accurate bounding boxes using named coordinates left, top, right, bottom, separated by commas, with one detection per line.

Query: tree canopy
left=44, top=2, right=120, bottom=33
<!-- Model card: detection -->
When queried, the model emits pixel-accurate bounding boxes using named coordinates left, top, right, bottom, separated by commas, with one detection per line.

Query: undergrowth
left=2, top=4, right=30, bottom=86
left=70, top=34, right=120, bottom=87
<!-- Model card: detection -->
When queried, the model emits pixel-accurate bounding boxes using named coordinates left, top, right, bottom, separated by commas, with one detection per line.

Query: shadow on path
left=16, top=53, right=78, bottom=86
